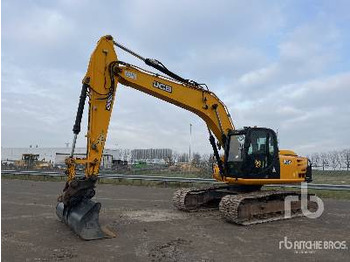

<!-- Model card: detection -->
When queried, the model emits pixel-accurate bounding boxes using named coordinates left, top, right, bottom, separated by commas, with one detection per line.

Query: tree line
left=307, top=149, right=350, bottom=171
left=173, top=149, right=350, bottom=172
left=114, top=148, right=350, bottom=172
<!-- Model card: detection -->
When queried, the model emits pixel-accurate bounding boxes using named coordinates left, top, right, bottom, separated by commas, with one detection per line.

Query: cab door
left=243, top=128, right=280, bottom=179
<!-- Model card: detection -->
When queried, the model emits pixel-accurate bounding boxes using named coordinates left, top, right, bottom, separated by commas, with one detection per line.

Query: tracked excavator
left=56, top=35, right=315, bottom=240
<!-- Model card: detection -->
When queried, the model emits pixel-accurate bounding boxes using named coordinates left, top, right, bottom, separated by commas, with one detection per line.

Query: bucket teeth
left=56, top=199, right=109, bottom=240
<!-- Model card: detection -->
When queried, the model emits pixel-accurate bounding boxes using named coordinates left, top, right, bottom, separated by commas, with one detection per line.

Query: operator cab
left=225, top=127, right=280, bottom=179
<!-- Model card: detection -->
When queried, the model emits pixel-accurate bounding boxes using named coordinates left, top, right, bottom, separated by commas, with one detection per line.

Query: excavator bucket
left=56, top=199, right=108, bottom=240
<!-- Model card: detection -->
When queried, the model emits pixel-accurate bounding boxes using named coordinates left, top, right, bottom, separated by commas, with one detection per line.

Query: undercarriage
left=173, top=185, right=318, bottom=225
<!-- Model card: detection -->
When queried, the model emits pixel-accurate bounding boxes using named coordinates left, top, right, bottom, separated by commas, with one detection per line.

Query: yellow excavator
left=56, top=35, right=314, bottom=240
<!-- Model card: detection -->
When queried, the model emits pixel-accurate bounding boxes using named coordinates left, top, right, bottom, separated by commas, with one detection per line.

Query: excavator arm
left=56, top=35, right=236, bottom=240
left=56, top=35, right=313, bottom=240
left=65, top=35, right=234, bottom=184
left=56, top=37, right=120, bottom=240
left=65, top=36, right=118, bottom=182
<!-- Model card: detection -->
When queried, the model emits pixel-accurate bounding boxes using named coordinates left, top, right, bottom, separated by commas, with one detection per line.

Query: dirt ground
left=2, top=179, right=350, bottom=262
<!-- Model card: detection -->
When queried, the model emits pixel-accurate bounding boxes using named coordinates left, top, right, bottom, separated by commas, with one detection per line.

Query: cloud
left=2, top=0, right=350, bottom=156
left=236, top=20, right=341, bottom=93
left=231, top=72, right=350, bottom=153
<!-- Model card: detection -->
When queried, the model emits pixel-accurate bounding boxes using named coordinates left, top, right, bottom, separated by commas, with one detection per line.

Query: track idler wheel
left=56, top=199, right=112, bottom=240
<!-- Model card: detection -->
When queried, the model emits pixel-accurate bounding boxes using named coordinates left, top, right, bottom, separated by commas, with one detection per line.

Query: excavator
left=56, top=35, right=314, bottom=240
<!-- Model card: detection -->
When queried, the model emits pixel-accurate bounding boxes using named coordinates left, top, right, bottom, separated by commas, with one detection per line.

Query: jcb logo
left=153, top=81, right=172, bottom=93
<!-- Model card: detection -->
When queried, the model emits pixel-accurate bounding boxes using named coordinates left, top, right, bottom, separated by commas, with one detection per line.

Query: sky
left=2, top=0, right=350, bottom=156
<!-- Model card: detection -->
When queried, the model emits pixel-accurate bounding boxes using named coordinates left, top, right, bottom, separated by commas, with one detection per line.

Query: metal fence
left=2, top=170, right=350, bottom=191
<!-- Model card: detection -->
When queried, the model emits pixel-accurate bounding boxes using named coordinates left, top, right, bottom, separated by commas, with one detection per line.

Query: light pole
left=189, top=123, right=192, bottom=163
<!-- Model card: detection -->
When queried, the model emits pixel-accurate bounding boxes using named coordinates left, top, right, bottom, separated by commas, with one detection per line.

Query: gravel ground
left=2, top=179, right=350, bottom=261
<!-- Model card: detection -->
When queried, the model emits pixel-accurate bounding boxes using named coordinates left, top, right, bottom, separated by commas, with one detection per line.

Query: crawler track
left=172, top=186, right=232, bottom=211
left=173, top=187, right=318, bottom=225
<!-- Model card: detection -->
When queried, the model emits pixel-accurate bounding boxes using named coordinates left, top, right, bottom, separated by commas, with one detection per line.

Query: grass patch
left=312, top=170, right=350, bottom=185
left=1, top=173, right=210, bottom=189
left=98, top=177, right=210, bottom=188
left=307, top=189, right=350, bottom=200
left=1, top=173, right=65, bottom=182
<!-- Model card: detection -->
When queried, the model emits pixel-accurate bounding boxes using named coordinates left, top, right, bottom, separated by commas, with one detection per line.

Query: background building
left=2, top=147, right=173, bottom=166
left=1, top=147, right=130, bottom=166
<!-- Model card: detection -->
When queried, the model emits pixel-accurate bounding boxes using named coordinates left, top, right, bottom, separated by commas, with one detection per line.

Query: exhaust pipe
left=56, top=199, right=108, bottom=240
